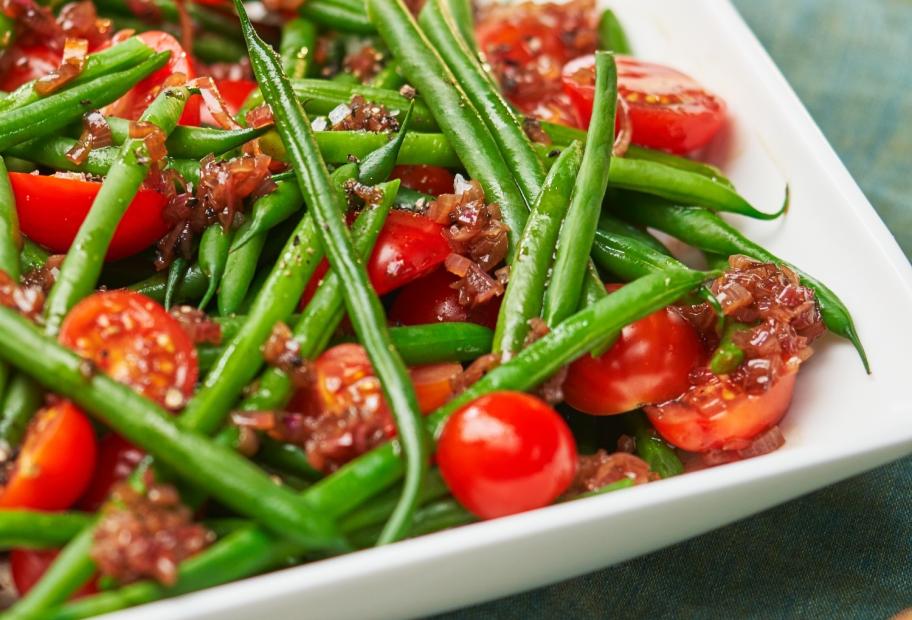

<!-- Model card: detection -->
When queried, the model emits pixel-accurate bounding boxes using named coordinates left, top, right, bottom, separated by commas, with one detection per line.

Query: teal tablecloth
left=439, top=0, right=912, bottom=617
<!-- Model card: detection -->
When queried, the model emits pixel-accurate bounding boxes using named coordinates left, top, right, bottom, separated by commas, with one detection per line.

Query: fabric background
left=436, top=0, right=912, bottom=617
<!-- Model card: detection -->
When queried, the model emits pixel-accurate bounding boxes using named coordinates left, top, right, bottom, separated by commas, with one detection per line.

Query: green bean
left=626, top=413, right=683, bottom=478
left=420, top=0, right=545, bottom=203
left=237, top=0, right=429, bottom=544
left=625, top=145, right=734, bottom=189
left=0, top=53, right=170, bottom=152
left=598, top=8, right=632, bottom=54
left=710, top=322, right=750, bottom=375
left=94, top=0, right=242, bottom=41
left=164, top=257, right=189, bottom=310
left=573, top=477, right=635, bottom=500
left=612, top=195, right=869, bottom=371
left=242, top=79, right=438, bottom=131
left=217, top=219, right=267, bottom=316
left=280, top=18, right=318, bottom=79
left=592, top=223, right=687, bottom=282
left=538, top=120, right=588, bottom=146
left=104, top=117, right=267, bottom=159
left=43, top=84, right=190, bottom=335
left=369, top=61, right=405, bottom=90
left=443, top=0, right=476, bottom=51
left=597, top=210, right=671, bottom=256
left=229, top=180, right=304, bottom=252
left=338, top=469, right=449, bottom=534
left=359, top=103, right=413, bottom=184
left=394, top=186, right=435, bottom=211
left=0, top=511, right=93, bottom=549
left=0, top=38, right=155, bottom=114
left=0, top=15, right=14, bottom=54
left=0, top=306, right=347, bottom=552
left=20, top=239, right=49, bottom=274
left=0, top=375, right=43, bottom=448
left=129, top=263, right=208, bottom=305
left=0, top=158, right=20, bottom=279
left=237, top=181, right=396, bottom=414
left=493, top=142, right=583, bottom=358
left=255, top=435, right=323, bottom=482
left=198, top=225, right=233, bottom=309
left=350, top=497, right=474, bottom=548
left=368, top=0, right=529, bottom=253
left=543, top=52, right=617, bottom=326
left=300, top=0, right=375, bottom=33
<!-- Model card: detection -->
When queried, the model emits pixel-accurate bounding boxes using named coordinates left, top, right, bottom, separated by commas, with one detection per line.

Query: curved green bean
left=280, top=18, right=318, bottom=79
left=359, top=103, right=414, bottom=185
left=198, top=225, right=233, bottom=310
left=300, top=0, right=375, bottom=34
left=0, top=511, right=93, bottom=549
left=104, top=117, right=267, bottom=159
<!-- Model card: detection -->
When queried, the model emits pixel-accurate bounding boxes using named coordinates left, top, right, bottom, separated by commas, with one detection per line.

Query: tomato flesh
left=59, top=291, right=198, bottom=408
left=437, top=391, right=577, bottom=519
left=11, top=549, right=98, bottom=598
left=10, top=173, right=169, bottom=261
left=78, top=434, right=145, bottom=511
left=0, top=45, right=60, bottom=92
left=388, top=267, right=501, bottom=329
left=366, top=210, right=451, bottom=295
left=562, top=55, right=728, bottom=154
left=563, top=287, right=704, bottom=415
left=390, top=165, right=456, bottom=197
left=0, top=401, right=97, bottom=511
left=646, top=368, right=797, bottom=453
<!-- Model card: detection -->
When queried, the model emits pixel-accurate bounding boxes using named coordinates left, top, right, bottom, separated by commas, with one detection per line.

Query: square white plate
left=106, top=1, right=912, bottom=618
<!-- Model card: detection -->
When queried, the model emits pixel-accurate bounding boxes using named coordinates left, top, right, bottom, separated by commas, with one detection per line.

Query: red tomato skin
left=58, top=291, right=198, bottom=407
left=388, top=268, right=501, bottom=329
left=0, top=402, right=97, bottom=511
left=367, top=210, right=451, bottom=295
left=200, top=79, right=257, bottom=126
left=437, top=391, right=577, bottom=519
left=391, top=165, right=456, bottom=196
left=10, top=173, right=169, bottom=261
left=562, top=55, right=727, bottom=154
left=563, top=293, right=704, bottom=415
left=78, top=434, right=145, bottom=511
left=10, top=549, right=98, bottom=598
left=646, top=369, right=797, bottom=453
left=0, top=45, right=60, bottom=92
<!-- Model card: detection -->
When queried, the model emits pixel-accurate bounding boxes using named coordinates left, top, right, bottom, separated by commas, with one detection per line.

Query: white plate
left=105, top=1, right=912, bottom=618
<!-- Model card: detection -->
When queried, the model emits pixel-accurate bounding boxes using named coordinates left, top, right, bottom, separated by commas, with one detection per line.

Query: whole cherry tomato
left=562, top=55, right=728, bottom=154
left=436, top=391, right=577, bottom=519
left=105, top=31, right=200, bottom=125
left=58, top=290, right=198, bottom=408
left=391, top=165, right=456, bottom=196
left=0, top=401, right=97, bottom=511
left=10, top=549, right=98, bottom=598
left=388, top=268, right=501, bottom=329
left=646, top=367, right=797, bottom=453
left=10, top=173, right=169, bottom=261
left=563, top=286, right=703, bottom=415
left=78, top=433, right=145, bottom=511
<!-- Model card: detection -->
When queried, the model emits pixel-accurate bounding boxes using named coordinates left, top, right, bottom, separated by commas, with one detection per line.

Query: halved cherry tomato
left=78, top=433, right=145, bottom=511
left=200, top=78, right=257, bottom=127
left=58, top=290, right=198, bottom=408
left=437, top=391, right=577, bottom=519
left=308, top=343, right=459, bottom=417
left=367, top=210, right=451, bottom=295
left=646, top=367, right=797, bottom=453
left=0, top=45, right=60, bottom=92
left=391, top=165, right=456, bottom=197
left=10, top=173, right=169, bottom=261
left=561, top=55, right=728, bottom=154
left=563, top=285, right=703, bottom=415
left=105, top=31, right=200, bottom=125
left=10, top=549, right=98, bottom=598
left=388, top=267, right=501, bottom=329
left=0, top=401, right=97, bottom=511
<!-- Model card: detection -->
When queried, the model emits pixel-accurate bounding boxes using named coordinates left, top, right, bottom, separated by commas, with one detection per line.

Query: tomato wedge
left=562, top=55, right=728, bottom=154
left=388, top=267, right=501, bottom=329
left=59, top=290, right=198, bottom=408
left=105, top=31, right=200, bottom=126
left=391, top=165, right=456, bottom=196
left=367, top=210, right=451, bottom=295
left=0, top=401, right=97, bottom=511
left=646, top=367, right=798, bottom=453
left=0, top=45, right=60, bottom=92
left=10, top=173, right=169, bottom=261
left=78, top=433, right=145, bottom=511
left=11, top=549, right=98, bottom=598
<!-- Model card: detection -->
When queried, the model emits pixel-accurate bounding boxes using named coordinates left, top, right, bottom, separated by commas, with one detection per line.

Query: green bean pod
left=217, top=219, right=267, bottom=317
left=598, top=8, right=632, bottom=54
left=198, top=225, right=233, bottom=310
left=0, top=374, right=43, bottom=449
left=612, top=195, right=869, bottom=371
left=104, top=117, right=267, bottom=159
left=358, top=103, right=414, bottom=185
left=280, top=18, right=318, bottom=79
left=229, top=180, right=305, bottom=252
left=369, top=61, right=406, bottom=90
left=0, top=158, right=20, bottom=279
left=300, top=0, right=376, bottom=33
left=19, top=239, right=49, bottom=274
left=0, top=511, right=93, bottom=549
left=368, top=0, right=529, bottom=252
left=597, top=210, right=671, bottom=256
left=130, top=264, right=208, bottom=305
left=543, top=52, right=617, bottom=326
left=493, top=142, right=583, bottom=357
left=237, top=0, right=429, bottom=544
left=626, top=413, right=683, bottom=478
left=0, top=53, right=170, bottom=152
left=164, top=257, right=190, bottom=311
left=624, top=145, right=734, bottom=189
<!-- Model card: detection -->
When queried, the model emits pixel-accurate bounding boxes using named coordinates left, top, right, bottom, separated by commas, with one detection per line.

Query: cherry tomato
left=388, top=267, right=501, bottom=329
left=10, top=549, right=98, bottom=598
left=0, top=45, right=59, bottom=92
left=0, top=401, right=97, bottom=511
left=646, top=368, right=797, bottom=453
left=58, top=290, right=198, bottom=408
left=561, top=55, right=728, bottom=154
left=310, top=343, right=459, bottom=417
left=78, top=434, right=145, bottom=511
left=106, top=31, right=200, bottom=125
left=200, top=79, right=257, bottom=127
left=437, top=391, right=577, bottom=519
left=10, top=173, right=169, bottom=261
left=367, top=210, right=451, bottom=295
left=563, top=286, right=703, bottom=415
left=391, top=165, right=456, bottom=196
